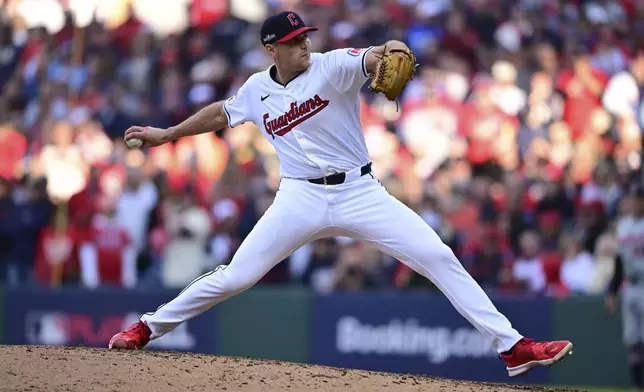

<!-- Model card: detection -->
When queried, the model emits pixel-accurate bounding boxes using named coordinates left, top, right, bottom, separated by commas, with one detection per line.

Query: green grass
left=583, top=389, right=632, bottom=392
left=559, top=387, right=633, bottom=392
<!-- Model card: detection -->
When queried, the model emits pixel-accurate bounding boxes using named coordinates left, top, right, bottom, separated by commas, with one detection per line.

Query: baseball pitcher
left=110, top=11, right=573, bottom=377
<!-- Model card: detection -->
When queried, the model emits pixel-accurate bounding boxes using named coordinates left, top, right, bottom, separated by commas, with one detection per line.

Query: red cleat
left=108, top=320, right=151, bottom=350
left=500, top=338, right=573, bottom=377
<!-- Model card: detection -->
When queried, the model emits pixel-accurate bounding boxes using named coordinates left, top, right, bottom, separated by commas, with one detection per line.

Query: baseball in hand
left=126, top=138, right=143, bottom=149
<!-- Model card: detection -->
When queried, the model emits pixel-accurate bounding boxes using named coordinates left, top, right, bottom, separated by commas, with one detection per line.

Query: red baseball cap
left=260, top=11, right=318, bottom=45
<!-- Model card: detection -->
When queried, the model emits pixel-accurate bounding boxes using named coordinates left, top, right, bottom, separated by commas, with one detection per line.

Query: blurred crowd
left=0, top=0, right=641, bottom=298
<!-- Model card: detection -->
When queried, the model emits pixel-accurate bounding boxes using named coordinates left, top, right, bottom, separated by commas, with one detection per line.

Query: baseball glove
left=369, top=48, right=417, bottom=101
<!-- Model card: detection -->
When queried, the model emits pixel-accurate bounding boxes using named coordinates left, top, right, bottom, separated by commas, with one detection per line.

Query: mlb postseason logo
left=23, top=310, right=197, bottom=351
left=3, top=289, right=217, bottom=354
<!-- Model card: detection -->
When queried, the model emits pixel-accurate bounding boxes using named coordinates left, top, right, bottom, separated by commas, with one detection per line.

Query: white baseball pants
left=141, top=166, right=523, bottom=353
left=621, top=284, right=644, bottom=346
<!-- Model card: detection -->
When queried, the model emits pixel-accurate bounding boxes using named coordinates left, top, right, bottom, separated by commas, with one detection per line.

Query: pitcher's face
left=267, top=33, right=312, bottom=72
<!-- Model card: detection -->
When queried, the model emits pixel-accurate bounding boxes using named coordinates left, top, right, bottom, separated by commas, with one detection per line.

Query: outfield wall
left=0, top=285, right=629, bottom=388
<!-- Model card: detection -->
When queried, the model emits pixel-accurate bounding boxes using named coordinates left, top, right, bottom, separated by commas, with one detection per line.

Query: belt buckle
left=323, top=176, right=327, bottom=185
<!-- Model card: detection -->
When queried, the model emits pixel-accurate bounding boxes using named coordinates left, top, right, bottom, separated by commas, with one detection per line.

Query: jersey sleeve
left=319, top=47, right=374, bottom=94
left=222, top=77, right=255, bottom=128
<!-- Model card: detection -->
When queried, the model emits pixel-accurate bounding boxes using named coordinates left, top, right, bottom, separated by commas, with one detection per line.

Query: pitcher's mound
left=1, top=345, right=578, bottom=392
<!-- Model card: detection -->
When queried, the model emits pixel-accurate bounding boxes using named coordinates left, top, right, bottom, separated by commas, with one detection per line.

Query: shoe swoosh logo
left=261, top=94, right=270, bottom=101
left=545, top=343, right=560, bottom=356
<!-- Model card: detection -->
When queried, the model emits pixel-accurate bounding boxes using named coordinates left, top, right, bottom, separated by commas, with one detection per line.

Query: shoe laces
left=499, top=337, right=535, bottom=359
left=125, top=321, right=146, bottom=337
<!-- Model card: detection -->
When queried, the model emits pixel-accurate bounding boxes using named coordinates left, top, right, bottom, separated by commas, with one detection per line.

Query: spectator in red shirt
left=79, top=194, right=136, bottom=289
left=441, top=10, right=480, bottom=73
left=467, top=225, right=509, bottom=290
left=33, top=207, right=79, bottom=287
left=537, top=210, right=562, bottom=251
left=461, top=76, right=518, bottom=171
left=556, top=48, right=609, bottom=140
left=0, top=124, right=28, bottom=180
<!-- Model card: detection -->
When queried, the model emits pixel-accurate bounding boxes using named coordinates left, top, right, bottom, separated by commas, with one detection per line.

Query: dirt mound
left=0, top=345, right=579, bottom=392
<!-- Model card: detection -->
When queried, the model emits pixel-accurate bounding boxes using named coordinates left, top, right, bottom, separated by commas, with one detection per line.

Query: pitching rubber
left=506, top=342, right=574, bottom=377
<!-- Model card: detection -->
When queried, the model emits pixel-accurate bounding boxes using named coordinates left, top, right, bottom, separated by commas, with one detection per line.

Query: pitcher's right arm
left=123, top=100, right=227, bottom=148
left=124, top=77, right=255, bottom=147
left=167, top=100, right=230, bottom=141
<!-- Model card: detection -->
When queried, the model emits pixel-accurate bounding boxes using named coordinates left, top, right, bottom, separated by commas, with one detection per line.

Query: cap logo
left=263, top=33, right=275, bottom=43
left=287, top=13, right=299, bottom=26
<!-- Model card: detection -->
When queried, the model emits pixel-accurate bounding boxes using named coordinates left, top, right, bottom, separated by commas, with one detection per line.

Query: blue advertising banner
left=4, top=288, right=217, bottom=354
left=311, top=291, right=553, bottom=384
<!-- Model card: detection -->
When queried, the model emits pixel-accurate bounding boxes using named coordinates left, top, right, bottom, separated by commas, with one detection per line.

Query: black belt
left=308, top=163, right=372, bottom=185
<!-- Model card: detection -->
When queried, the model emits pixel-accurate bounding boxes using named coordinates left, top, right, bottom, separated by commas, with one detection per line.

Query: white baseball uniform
left=140, top=47, right=524, bottom=353
left=616, top=215, right=644, bottom=346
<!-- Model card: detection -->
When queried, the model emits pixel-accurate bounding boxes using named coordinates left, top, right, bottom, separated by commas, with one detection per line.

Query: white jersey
left=223, top=47, right=374, bottom=179
left=616, top=215, right=644, bottom=282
